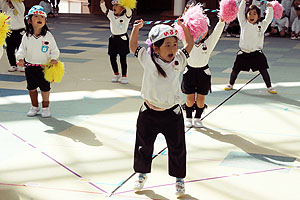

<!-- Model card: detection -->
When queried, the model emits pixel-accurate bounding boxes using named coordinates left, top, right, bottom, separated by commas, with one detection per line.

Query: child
left=49, top=0, right=60, bottom=15
left=270, top=8, right=289, bottom=37
left=129, top=18, right=194, bottom=197
left=0, top=0, right=25, bottom=72
left=16, top=5, right=60, bottom=118
left=181, top=16, right=225, bottom=128
left=100, top=0, right=133, bottom=84
left=224, top=0, right=277, bottom=94
left=291, top=6, right=300, bottom=39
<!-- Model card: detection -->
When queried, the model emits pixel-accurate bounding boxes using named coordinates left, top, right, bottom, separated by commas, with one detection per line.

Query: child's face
left=30, top=15, right=46, bottom=30
left=113, top=4, right=124, bottom=15
left=247, top=9, right=259, bottom=24
left=154, top=37, right=178, bottom=62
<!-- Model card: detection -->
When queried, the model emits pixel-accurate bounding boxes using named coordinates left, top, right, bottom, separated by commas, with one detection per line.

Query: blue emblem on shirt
left=41, top=41, right=49, bottom=53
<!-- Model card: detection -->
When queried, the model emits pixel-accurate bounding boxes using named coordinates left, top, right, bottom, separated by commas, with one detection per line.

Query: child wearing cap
left=0, top=0, right=25, bottom=72
left=129, top=19, right=194, bottom=197
left=16, top=5, right=60, bottom=118
left=100, top=0, right=134, bottom=84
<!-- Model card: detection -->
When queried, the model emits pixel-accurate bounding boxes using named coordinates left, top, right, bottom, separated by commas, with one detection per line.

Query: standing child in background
left=281, top=0, right=293, bottom=17
left=100, top=0, right=135, bottom=84
left=16, top=5, right=60, bottom=118
left=0, top=0, right=25, bottom=72
left=224, top=0, right=278, bottom=94
left=129, top=18, right=194, bottom=197
left=180, top=4, right=225, bottom=128
left=270, top=7, right=289, bottom=37
left=291, top=6, right=300, bottom=39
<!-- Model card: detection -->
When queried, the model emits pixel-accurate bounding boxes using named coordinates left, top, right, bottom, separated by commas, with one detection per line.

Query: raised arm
left=261, top=2, right=273, bottom=29
left=129, top=19, right=143, bottom=53
left=177, top=18, right=194, bottom=54
left=100, top=0, right=107, bottom=13
left=238, top=0, right=247, bottom=25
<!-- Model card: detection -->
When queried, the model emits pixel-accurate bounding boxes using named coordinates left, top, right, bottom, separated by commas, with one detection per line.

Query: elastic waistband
left=143, top=102, right=179, bottom=112
left=25, top=63, right=44, bottom=68
left=187, top=64, right=209, bottom=70
left=111, top=33, right=127, bottom=37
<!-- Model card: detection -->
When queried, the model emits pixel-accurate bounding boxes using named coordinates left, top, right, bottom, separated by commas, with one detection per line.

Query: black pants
left=110, top=54, right=127, bottom=76
left=229, top=68, right=272, bottom=88
left=6, top=29, right=24, bottom=67
left=134, top=103, right=186, bottom=178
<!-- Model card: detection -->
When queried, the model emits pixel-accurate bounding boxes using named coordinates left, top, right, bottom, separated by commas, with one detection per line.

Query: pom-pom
left=271, top=1, right=283, bottom=19
left=0, top=13, right=11, bottom=46
left=44, top=61, right=65, bottom=83
left=219, top=0, right=239, bottom=23
left=175, top=4, right=209, bottom=42
left=119, top=0, right=136, bottom=9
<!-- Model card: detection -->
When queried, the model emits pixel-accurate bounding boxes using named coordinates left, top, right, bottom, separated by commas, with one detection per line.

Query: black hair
left=25, top=15, right=49, bottom=37
left=186, top=0, right=197, bottom=7
left=246, top=5, right=261, bottom=23
left=150, top=36, right=178, bottom=78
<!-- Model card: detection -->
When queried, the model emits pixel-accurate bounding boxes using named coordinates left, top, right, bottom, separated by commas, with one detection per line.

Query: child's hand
left=50, top=60, right=58, bottom=65
left=133, top=19, right=144, bottom=29
left=17, top=59, right=25, bottom=67
left=266, top=2, right=272, bottom=7
left=100, top=0, right=105, bottom=3
left=176, top=18, right=184, bottom=26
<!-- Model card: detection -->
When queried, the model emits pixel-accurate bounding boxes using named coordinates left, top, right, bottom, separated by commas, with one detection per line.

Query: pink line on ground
left=0, top=124, right=107, bottom=194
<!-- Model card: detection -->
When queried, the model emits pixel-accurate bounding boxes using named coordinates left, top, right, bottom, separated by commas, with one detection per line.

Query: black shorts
left=108, top=33, right=130, bottom=56
left=181, top=65, right=211, bottom=95
left=233, top=50, right=269, bottom=72
left=25, top=65, right=51, bottom=91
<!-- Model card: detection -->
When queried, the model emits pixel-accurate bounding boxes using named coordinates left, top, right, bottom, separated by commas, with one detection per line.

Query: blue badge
left=41, top=45, right=49, bottom=53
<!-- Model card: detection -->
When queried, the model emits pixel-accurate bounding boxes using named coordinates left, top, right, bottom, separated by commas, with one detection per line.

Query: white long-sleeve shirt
left=271, top=16, right=289, bottom=32
left=289, top=7, right=297, bottom=28
left=136, top=47, right=188, bottom=109
left=238, top=0, right=273, bottom=52
left=16, top=31, right=60, bottom=64
left=100, top=2, right=132, bottom=35
left=292, top=17, right=300, bottom=33
left=0, top=0, right=25, bottom=30
left=187, top=21, right=225, bottom=69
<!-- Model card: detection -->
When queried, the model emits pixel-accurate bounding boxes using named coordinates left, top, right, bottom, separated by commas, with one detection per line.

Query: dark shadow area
left=0, top=189, right=20, bottom=200
left=135, top=190, right=169, bottom=200
left=195, top=127, right=299, bottom=165
left=38, top=117, right=102, bottom=146
left=177, top=194, right=199, bottom=200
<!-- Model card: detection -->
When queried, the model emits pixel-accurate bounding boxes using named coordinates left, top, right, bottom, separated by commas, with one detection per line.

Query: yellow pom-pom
left=44, top=61, right=65, bottom=83
left=0, top=13, right=11, bottom=46
left=119, top=0, right=136, bottom=9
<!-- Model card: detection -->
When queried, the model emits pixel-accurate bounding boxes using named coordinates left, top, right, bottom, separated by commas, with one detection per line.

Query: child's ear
left=153, top=46, right=159, bottom=53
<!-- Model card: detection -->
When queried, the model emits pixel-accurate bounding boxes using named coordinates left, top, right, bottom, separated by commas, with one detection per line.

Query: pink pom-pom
left=271, top=1, right=283, bottom=19
left=175, top=4, right=209, bottom=42
left=219, top=0, right=239, bottom=23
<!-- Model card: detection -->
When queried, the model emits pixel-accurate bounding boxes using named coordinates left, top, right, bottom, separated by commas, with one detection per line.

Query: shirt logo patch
left=13, top=9, right=19, bottom=16
left=41, top=41, right=49, bottom=53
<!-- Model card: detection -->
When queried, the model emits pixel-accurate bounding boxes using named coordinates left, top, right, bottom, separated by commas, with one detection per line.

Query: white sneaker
left=27, top=106, right=40, bottom=117
left=267, top=87, right=277, bottom=94
left=194, top=118, right=204, bottom=128
left=175, top=180, right=185, bottom=197
left=235, top=34, right=240, bottom=38
left=291, top=36, right=297, bottom=40
left=185, top=118, right=193, bottom=128
left=19, top=66, right=25, bottom=72
left=226, top=33, right=231, bottom=37
left=112, top=74, right=121, bottom=83
left=8, top=66, right=18, bottom=72
left=224, top=84, right=233, bottom=91
left=120, top=77, right=128, bottom=84
left=41, top=107, right=51, bottom=118
left=133, top=174, right=147, bottom=191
